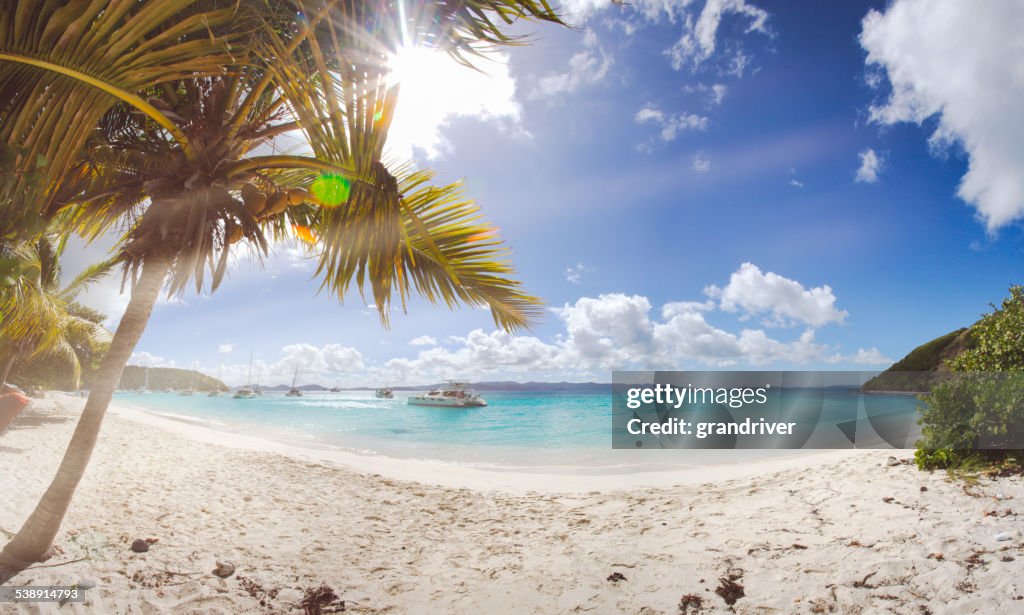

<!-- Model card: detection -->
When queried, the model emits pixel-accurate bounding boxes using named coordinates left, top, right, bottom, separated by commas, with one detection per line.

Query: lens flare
left=311, top=174, right=351, bottom=207
left=292, top=224, right=317, bottom=245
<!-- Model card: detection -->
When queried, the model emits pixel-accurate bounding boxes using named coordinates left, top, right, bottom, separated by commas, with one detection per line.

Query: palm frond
left=311, top=167, right=542, bottom=331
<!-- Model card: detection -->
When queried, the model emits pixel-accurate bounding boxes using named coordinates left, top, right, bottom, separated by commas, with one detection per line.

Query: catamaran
left=407, top=381, right=486, bottom=407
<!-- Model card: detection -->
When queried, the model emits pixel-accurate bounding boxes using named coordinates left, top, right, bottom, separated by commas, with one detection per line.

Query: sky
left=65, top=0, right=1024, bottom=387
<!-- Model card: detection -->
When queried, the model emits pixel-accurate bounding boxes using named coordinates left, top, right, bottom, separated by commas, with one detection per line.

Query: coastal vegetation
left=860, top=328, right=974, bottom=393
left=0, top=235, right=113, bottom=389
left=914, top=286, right=1024, bottom=471
left=0, top=0, right=565, bottom=569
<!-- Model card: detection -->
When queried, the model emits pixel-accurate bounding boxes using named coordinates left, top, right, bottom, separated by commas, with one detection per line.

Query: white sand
left=1, top=393, right=1022, bottom=614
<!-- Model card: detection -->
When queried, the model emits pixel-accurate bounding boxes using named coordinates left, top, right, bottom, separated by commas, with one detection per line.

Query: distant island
left=120, top=366, right=228, bottom=392
left=269, top=381, right=611, bottom=392
left=119, top=371, right=611, bottom=393
left=861, top=328, right=975, bottom=393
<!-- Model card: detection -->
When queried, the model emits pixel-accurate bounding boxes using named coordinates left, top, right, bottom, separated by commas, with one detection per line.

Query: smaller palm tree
left=0, top=236, right=113, bottom=387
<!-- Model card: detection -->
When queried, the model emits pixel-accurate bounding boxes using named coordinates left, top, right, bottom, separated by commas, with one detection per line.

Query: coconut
left=287, top=188, right=312, bottom=206
left=226, top=225, right=243, bottom=244
left=241, top=184, right=266, bottom=215
left=266, top=191, right=290, bottom=215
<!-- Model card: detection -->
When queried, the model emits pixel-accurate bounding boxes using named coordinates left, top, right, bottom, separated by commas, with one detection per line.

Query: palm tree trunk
left=0, top=352, right=17, bottom=384
left=0, top=253, right=170, bottom=570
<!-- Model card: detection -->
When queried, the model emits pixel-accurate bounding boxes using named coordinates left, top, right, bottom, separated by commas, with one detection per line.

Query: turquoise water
left=113, top=389, right=922, bottom=469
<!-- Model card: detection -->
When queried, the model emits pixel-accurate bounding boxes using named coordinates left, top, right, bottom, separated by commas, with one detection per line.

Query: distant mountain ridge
left=861, top=328, right=975, bottom=393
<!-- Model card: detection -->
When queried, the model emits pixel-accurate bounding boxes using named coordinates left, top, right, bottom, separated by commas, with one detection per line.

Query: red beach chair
left=0, top=386, right=31, bottom=433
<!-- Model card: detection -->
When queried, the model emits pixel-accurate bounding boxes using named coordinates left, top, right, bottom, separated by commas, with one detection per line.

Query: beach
left=1, top=393, right=1022, bottom=614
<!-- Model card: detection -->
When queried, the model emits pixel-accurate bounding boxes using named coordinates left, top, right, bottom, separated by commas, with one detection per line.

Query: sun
left=383, top=44, right=520, bottom=160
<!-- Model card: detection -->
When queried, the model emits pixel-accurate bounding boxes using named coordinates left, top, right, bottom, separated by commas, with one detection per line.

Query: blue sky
left=69, top=0, right=1024, bottom=386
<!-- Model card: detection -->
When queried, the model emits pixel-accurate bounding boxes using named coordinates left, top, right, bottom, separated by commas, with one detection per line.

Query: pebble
left=995, top=532, right=1012, bottom=542
left=130, top=539, right=149, bottom=553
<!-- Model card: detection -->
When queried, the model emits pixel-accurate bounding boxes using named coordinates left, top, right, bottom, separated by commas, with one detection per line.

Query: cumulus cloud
left=386, top=46, right=522, bottom=160
left=855, top=148, right=883, bottom=183
left=705, top=262, right=848, bottom=328
left=530, top=29, right=612, bottom=99
left=848, top=347, right=893, bottom=365
left=218, top=343, right=234, bottom=354
left=129, top=351, right=175, bottom=368
left=170, top=264, right=881, bottom=385
left=860, top=0, right=1024, bottom=230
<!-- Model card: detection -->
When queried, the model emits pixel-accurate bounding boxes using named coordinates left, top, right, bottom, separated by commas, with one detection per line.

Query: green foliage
left=950, top=285, right=1024, bottom=371
left=915, top=373, right=1024, bottom=471
left=915, top=286, right=1024, bottom=472
left=861, top=328, right=973, bottom=392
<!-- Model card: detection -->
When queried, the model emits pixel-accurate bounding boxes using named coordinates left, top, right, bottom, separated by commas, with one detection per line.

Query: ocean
left=113, top=389, right=923, bottom=471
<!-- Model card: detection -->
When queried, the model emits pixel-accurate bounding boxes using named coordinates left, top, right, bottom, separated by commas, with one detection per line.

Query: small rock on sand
left=130, top=539, right=149, bottom=553
left=213, top=560, right=236, bottom=578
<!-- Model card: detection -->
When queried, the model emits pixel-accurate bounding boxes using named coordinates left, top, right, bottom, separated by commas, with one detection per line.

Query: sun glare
left=383, top=44, right=520, bottom=160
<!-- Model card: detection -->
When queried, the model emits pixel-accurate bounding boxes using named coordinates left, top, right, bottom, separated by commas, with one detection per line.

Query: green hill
left=119, top=365, right=228, bottom=392
left=861, top=328, right=975, bottom=393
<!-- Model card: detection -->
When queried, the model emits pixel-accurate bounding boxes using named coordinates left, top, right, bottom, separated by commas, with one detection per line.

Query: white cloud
left=635, top=105, right=709, bottom=142
left=711, top=83, right=728, bottom=105
left=789, top=178, right=804, bottom=188
left=386, top=46, right=522, bottom=160
left=665, top=0, right=770, bottom=72
left=848, top=347, right=892, bottom=365
left=565, top=263, right=591, bottom=284
left=705, top=262, right=848, bottom=328
left=382, top=282, right=862, bottom=380
left=129, top=351, right=175, bottom=368
left=860, top=0, right=1024, bottom=230
left=855, top=148, right=883, bottom=184
left=179, top=265, right=877, bottom=385
left=217, top=343, right=234, bottom=354
left=530, top=29, right=612, bottom=99
left=692, top=152, right=711, bottom=172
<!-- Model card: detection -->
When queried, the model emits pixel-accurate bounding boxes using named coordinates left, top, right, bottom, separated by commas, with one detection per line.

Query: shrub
left=915, top=373, right=1024, bottom=470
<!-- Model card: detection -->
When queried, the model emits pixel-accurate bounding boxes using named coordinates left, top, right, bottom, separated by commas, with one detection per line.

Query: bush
left=915, top=373, right=1024, bottom=470
left=916, top=286, right=1024, bottom=471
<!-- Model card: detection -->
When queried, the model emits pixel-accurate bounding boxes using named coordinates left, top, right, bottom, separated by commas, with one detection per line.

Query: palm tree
left=0, top=0, right=564, bottom=568
left=0, top=236, right=113, bottom=387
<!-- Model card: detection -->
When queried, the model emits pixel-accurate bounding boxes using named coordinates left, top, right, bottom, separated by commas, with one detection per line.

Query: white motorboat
left=407, top=381, right=486, bottom=407
left=375, top=387, right=394, bottom=399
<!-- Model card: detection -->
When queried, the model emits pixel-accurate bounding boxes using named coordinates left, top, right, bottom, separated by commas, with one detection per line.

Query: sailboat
left=136, top=366, right=150, bottom=394
left=208, top=356, right=223, bottom=396
left=233, top=349, right=256, bottom=399
left=286, top=365, right=303, bottom=397
left=178, top=363, right=196, bottom=395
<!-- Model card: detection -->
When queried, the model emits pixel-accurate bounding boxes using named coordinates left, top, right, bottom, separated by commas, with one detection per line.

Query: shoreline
left=106, top=395, right=863, bottom=494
